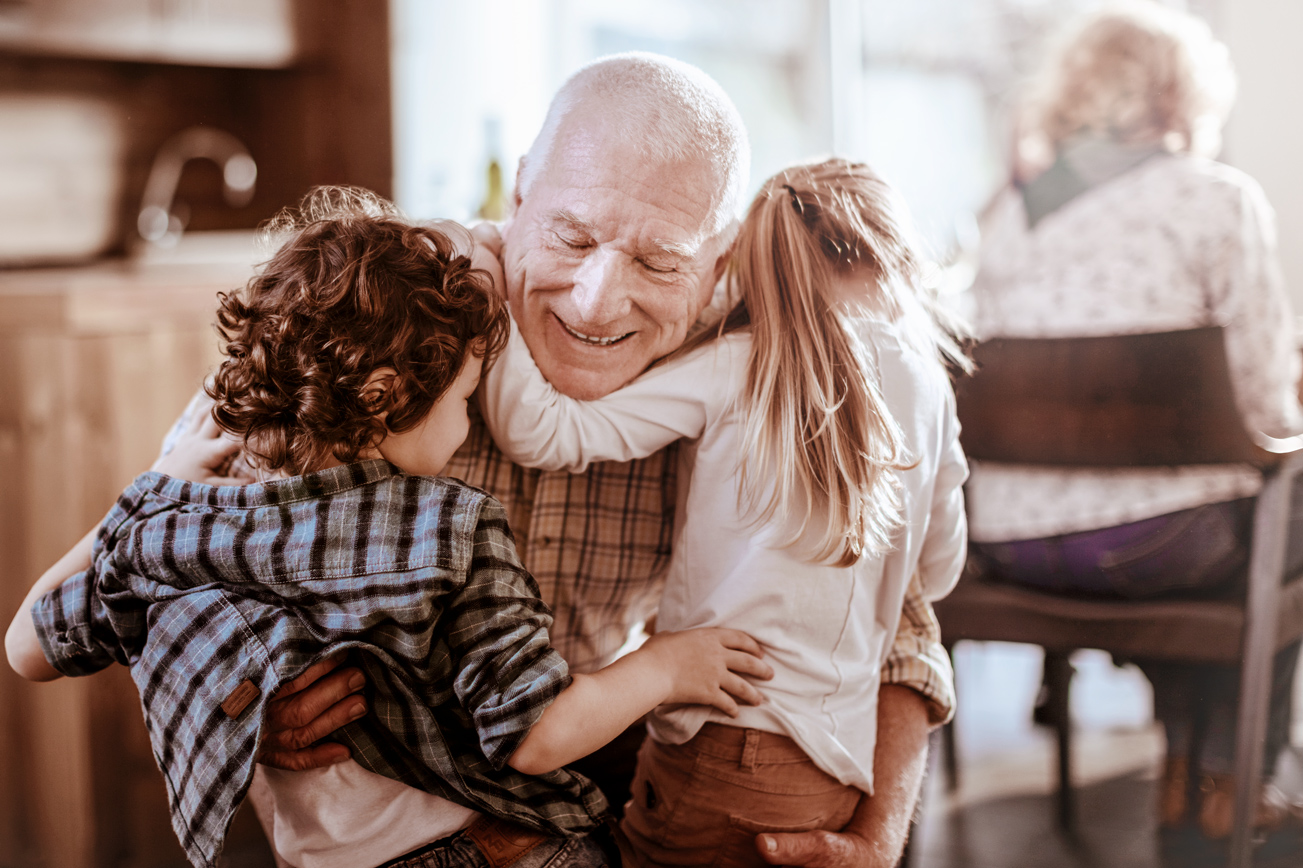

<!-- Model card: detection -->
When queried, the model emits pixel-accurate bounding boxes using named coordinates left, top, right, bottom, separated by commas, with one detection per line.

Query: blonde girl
left=480, top=157, right=969, bottom=867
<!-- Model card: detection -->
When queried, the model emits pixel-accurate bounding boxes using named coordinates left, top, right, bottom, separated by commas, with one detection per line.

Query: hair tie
left=781, top=183, right=805, bottom=217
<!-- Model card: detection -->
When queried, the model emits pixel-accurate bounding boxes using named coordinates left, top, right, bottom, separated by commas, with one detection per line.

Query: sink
left=131, top=230, right=270, bottom=268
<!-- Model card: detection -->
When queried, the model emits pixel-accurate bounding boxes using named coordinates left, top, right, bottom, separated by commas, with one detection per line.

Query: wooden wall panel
left=0, top=337, right=34, bottom=867
left=0, top=1, right=393, bottom=861
left=0, top=279, right=266, bottom=867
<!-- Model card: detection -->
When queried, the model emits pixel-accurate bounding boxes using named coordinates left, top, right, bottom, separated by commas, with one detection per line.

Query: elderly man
left=11, top=52, right=951, bottom=867
left=254, top=53, right=953, bottom=868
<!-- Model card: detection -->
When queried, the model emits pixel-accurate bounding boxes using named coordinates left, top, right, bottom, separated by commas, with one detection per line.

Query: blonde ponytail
left=725, top=158, right=963, bottom=566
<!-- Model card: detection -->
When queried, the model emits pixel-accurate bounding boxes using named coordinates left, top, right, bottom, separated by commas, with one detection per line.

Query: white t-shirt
left=480, top=307, right=967, bottom=794
left=967, top=153, right=1303, bottom=542
left=257, top=762, right=477, bottom=868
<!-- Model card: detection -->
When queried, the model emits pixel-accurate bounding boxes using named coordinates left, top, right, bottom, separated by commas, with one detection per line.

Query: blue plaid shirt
left=31, top=460, right=608, bottom=868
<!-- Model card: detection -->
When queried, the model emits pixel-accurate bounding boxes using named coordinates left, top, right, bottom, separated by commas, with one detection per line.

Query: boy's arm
left=509, top=626, right=771, bottom=775
left=6, top=528, right=96, bottom=681
left=479, top=320, right=741, bottom=473
left=8, top=407, right=248, bottom=683
left=450, top=498, right=770, bottom=775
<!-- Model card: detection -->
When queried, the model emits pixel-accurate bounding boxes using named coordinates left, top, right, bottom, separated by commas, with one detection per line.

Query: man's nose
left=570, top=247, right=632, bottom=324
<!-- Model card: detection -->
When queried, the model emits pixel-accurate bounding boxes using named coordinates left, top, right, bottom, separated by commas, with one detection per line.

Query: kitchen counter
left=0, top=231, right=263, bottom=333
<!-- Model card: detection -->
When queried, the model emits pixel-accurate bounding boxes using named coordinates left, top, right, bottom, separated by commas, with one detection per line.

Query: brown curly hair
left=206, top=187, right=509, bottom=476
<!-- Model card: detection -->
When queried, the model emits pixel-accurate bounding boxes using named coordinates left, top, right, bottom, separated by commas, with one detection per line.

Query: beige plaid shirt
left=447, top=405, right=956, bottom=725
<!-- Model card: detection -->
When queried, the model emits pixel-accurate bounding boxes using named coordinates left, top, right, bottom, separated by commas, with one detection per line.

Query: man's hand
left=258, top=655, right=369, bottom=770
left=756, top=829, right=875, bottom=868
left=753, top=685, right=931, bottom=868
left=151, top=400, right=252, bottom=486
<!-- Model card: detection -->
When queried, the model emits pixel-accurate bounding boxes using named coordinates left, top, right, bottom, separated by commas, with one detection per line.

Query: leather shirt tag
left=221, top=679, right=259, bottom=720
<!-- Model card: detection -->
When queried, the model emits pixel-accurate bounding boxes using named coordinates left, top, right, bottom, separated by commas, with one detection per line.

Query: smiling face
left=374, top=353, right=483, bottom=478
left=500, top=116, right=728, bottom=400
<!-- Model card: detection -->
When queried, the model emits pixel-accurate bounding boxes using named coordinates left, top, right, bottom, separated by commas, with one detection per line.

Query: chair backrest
left=956, top=327, right=1273, bottom=467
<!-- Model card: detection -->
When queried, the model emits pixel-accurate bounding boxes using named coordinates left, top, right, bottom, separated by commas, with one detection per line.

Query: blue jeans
left=971, top=496, right=1302, bottom=776
left=380, top=830, right=612, bottom=868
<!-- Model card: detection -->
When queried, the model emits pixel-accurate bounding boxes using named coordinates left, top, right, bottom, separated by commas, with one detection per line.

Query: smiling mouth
left=556, top=316, right=634, bottom=347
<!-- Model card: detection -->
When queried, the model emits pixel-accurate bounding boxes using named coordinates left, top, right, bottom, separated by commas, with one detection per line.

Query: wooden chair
left=934, top=327, right=1303, bottom=868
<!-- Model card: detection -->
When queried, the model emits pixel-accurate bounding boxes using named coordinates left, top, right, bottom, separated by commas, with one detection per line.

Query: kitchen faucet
left=136, top=127, right=257, bottom=247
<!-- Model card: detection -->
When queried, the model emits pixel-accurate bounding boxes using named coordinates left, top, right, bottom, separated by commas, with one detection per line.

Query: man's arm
left=757, top=685, right=930, bottom=868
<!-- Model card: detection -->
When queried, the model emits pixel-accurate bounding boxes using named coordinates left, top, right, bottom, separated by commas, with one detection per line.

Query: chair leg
left=942, top=643, right=958, bottom=792
left=1228, top=464, right=1294, bottom=868
left=1044, top=649, right=1075, bottom=831
left=942, top=720, right=959, bottom=793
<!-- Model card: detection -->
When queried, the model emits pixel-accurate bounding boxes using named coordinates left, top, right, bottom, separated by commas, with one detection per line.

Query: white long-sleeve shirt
left=968, top=153, right=1303, bottom=542
left=480, top=309, right=968, bottom=793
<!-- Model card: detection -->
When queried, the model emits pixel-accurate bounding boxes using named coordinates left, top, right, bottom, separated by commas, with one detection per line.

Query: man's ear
left=711, top=233, right=738, bottom=285
left=361, top=368, right=398, bottom=421
left=511, top=157, right=526, bottom=212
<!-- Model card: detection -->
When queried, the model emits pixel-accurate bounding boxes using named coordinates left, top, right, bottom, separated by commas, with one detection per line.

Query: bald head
left=518, top=52, right=750, bottom=237
left=500, top=54, right=751, bottom=400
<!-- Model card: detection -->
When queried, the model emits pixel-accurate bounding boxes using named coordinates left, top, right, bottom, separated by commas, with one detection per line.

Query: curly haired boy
left=7, top=188, right=770, bottom=868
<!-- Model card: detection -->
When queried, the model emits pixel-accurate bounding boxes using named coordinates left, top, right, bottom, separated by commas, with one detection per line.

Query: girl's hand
left=640, top=627, right=773, bottom=716
left=470, top=221, right=503, bottom=257
left=469, top=223, right=507, bottom=298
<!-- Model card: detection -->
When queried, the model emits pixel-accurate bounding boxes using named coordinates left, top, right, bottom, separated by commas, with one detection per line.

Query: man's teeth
left=560, top=320, right=632, bottom=346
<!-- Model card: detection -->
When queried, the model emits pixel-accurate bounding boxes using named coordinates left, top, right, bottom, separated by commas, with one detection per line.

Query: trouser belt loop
left=741, top=729, right=761, bottom=773
left=465, top=814, right=549, bottom=868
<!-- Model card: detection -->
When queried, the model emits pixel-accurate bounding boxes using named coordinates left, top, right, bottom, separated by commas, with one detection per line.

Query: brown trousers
left=620, top=723, right=861, bottom=868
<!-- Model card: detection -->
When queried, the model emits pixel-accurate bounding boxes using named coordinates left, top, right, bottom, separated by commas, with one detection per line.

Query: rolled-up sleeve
left=879, top=573, right=957, bottom=726
left=30, top=570, right=123, bottom=677
left=449, top=497, right=573, bottom=768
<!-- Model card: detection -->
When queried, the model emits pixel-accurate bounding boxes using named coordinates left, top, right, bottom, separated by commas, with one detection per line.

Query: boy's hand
left=640, top=627, right=772, bottom=716
left=257, top=654, right=368, bottom=770
left=509, top=627, right=773, bottom=775
left=151, top=401, right=252, bottom=486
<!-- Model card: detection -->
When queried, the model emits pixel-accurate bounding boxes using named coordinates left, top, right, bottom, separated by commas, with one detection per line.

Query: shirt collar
left=145, top=459, right=404, bottom=507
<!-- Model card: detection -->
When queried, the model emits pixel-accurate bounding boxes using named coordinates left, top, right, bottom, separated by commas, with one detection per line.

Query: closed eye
left=637, top=258, right=680, bottom=275
left=552, top=229, right=592, bottom=251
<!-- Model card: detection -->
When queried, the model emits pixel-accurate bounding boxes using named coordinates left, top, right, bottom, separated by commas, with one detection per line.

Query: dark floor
left=223, top=641, right=1303, bottom=868
left=911, top=642, right=1303, bottom=868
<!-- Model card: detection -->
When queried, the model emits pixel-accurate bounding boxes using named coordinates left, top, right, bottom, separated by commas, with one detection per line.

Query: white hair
left=1029, top=0, right=1236, bottom=155
left=518, top=52, right=751, bottom=237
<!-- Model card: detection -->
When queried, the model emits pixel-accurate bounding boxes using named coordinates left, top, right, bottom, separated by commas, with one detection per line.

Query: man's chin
left=540, top=359, right=639, bottom=401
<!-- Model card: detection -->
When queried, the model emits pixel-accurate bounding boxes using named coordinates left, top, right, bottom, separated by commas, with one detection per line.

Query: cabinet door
left=0, top=0, right=295, bottom=67
left=0, top=274, right=274, bottom=867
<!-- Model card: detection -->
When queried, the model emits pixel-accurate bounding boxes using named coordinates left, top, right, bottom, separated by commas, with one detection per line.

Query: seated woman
left=965, top=1, right=1303, bottom=841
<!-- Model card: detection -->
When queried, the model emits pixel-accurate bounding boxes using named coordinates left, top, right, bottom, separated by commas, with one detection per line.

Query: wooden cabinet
left=0, top=0, right=296, bottom=67
left=0, top=258, right=272, bottom=867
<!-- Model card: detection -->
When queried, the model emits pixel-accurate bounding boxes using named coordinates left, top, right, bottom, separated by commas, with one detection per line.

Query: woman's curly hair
left=206, top=187, right=509, bottom=476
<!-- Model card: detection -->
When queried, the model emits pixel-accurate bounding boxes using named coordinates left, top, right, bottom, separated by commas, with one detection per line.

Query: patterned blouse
left=967, top=153, right=1303, bottom=542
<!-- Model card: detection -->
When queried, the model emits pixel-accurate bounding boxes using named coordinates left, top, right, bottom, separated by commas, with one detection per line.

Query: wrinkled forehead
left=533, top=120, right=727, bottom=254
